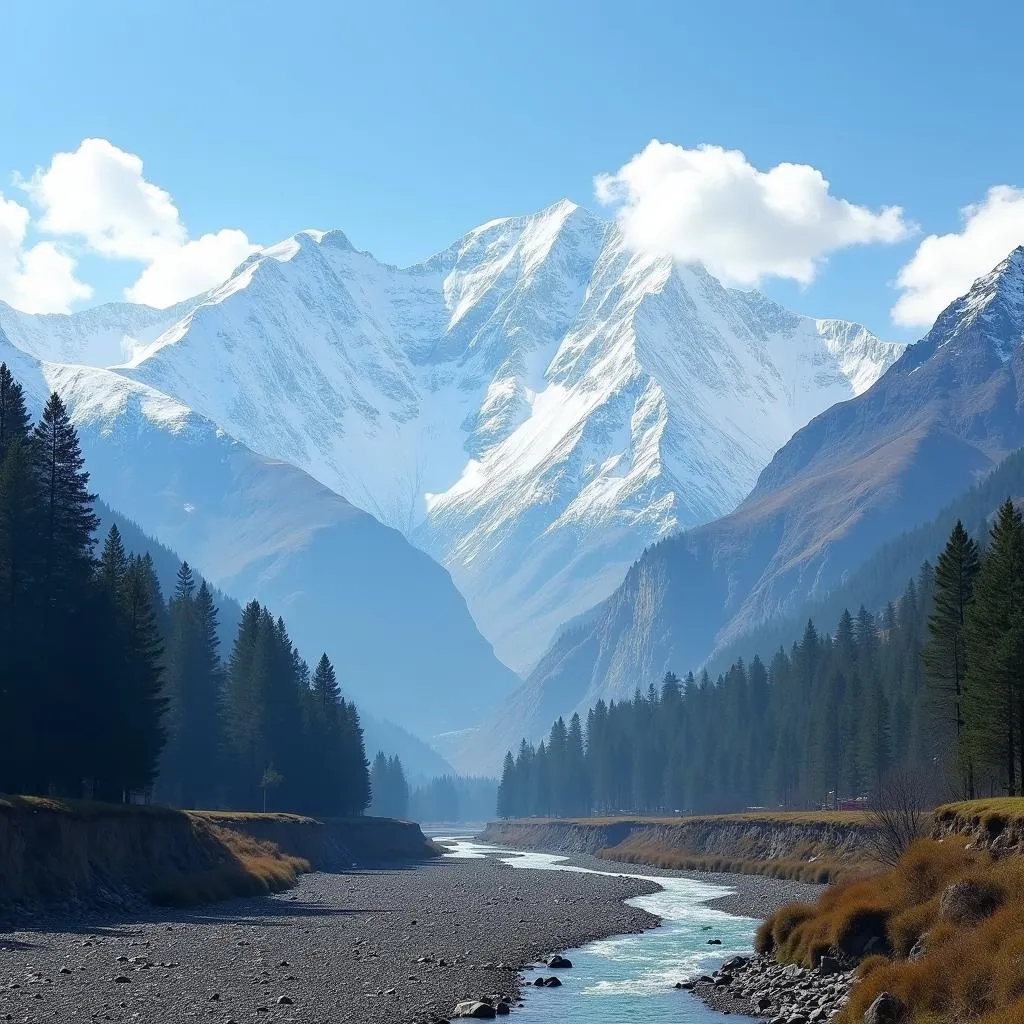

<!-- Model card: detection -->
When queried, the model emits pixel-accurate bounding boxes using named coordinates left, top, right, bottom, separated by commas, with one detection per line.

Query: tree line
left=409, top=774, right=498, bottom=823
left=0, top=364, right=370, bottom=813
left=369, top=753, right=409, bottom=818
left=924, top=502, right=1024, bottom=797
left=499, top=501, right=1024, bottom=816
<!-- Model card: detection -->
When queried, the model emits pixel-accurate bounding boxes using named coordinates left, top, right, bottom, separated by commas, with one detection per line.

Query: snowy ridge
left=0, top=201, right=905, bottom=671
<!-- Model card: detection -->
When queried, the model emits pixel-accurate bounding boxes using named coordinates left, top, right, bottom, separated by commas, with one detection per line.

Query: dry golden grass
left=0, top=793, right=182, bottom=819
left=935, top=797, right=1024, bottom=832
left=149, top=818, right=310, bottom=906
left=505, top=810, right=874, bottom=826
left=601, top=843, right=855, bottom=884
left=0, top=796, right=310, bottom=909
left=190, top=810, right=318, bottom=825
left=760, top=837, right=1024, bottom=1024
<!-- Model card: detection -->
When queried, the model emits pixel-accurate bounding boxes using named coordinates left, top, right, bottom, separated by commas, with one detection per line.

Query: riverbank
left=482, top=814, right=878, bottom=884
left=0, top=796, right=436, bottom=919
left=0, top=849, right=658, bottom=1024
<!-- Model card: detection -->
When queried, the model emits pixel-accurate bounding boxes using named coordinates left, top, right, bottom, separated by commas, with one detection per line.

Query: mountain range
left=0, top=323, right=518, bottom=739
left=0, top=199, right=903, bottom=699
left=456, top=246, right=1024, bottom=771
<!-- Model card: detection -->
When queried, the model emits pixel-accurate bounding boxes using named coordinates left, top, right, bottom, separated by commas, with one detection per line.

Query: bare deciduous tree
left=865, top=764, right=944, bottom=866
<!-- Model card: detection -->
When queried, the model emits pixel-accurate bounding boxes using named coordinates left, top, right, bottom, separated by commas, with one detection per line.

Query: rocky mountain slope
left=0, top=201, right=902, bottom=672
left=0, top=327, right=516, bottom=738
left=457, top=247, right=1024, bottom=771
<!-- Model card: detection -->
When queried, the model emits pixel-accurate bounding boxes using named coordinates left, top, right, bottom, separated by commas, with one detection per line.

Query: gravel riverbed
left=0, top=856, right=658, bottom=1024
left=0, top=843, right=835, bottom=1024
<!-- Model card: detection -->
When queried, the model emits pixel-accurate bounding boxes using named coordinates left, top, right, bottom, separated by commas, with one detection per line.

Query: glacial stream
left=442, top=838, right=755, bottom=1023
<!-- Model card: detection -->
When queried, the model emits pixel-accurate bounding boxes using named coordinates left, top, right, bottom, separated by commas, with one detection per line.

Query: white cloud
left=23, top=138, right=184, bottom=261
left=891, top=186, right=1024, bottom=328
left=126, top=228, right=257, bottom=307
left=19, top=138, right=258, bottom=308
left=0, top=192, right=92, bottom=313
left=595, top=140, right=911, bottom=287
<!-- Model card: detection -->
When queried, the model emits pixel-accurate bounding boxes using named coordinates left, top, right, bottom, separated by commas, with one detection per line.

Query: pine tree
left=339, top=699, right=370, bottom=815
left=223, top=600, right=268, bottom=807
left=965, top=500, right=1024, bottom=794
left=497, top=751, right=516, bottom=818
left=163, top=563, right=223, bottom=807
left=31, top=392, right=99, bottom=794
left=114, top=556, right=168, bottom=796
left=922, top=520, right=980, bottom=794
left=312, top=653, right=340, bottom=714
left=0, top=363, right=31, bottom=458
left=0, top=372, right=40, bottom=791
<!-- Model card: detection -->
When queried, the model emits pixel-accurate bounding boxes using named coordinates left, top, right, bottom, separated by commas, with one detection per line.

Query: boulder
left=542, top=976, right=562, bottom=987
left=838, top=911, right=890, bottom=958
left=722, top=956, right=749, bottom=971
left=863, top=992, right=905, bottom=1024
left=453, top=1001, right=497, bottom=1019
left=939, top=879, right=1005, bottom=925
left=817, top=955, right=842, bottom=976
left=707, top=938, right=722, bottom=945
left=546, top=954, right=573, bottom=969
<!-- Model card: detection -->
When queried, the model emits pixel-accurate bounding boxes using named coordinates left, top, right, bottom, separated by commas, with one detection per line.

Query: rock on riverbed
left=691, top=953, right=853, bottom=1021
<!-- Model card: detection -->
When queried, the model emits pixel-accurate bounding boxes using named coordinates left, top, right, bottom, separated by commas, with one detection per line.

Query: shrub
left=754, top=918, right=774, bottom=954
left=887, top=897, right=937, bottom=956
left=763, top=838, right=1024, bottom=1023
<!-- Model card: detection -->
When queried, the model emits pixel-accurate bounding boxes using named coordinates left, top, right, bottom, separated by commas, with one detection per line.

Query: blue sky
left=2, top=0, right=1023, bottom=338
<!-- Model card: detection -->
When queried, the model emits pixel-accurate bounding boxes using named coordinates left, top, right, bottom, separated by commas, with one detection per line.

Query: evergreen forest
left=498, top=500, right=1024, bottom=817
left=0, top=364, right=370, bottom=814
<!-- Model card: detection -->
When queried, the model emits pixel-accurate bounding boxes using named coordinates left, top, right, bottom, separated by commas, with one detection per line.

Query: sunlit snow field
left=442, top=838, right=754, bottom=1023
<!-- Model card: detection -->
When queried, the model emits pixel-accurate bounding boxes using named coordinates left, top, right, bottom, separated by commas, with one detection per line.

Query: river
left=440, top=837, right=755, bottom=1023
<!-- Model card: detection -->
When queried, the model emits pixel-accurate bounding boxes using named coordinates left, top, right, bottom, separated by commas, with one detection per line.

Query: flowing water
left=441, top=837, right=754, bottom=1023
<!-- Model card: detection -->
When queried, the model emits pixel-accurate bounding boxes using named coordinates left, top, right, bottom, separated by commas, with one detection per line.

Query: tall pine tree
left=923, top=520, right=980, bottom=795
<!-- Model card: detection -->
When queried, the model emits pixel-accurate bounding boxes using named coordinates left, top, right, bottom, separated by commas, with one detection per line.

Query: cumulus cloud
left=22, top=138, right=184, bottom=261
left=126, top=228, right=257, bottom=307
left=16, top=138, right=258, bottom=309
left=891, top=186, right=1024, bottom=328
left=595, top=140, right=911, bottom=286
left=0, top=192, right=92, bottom=313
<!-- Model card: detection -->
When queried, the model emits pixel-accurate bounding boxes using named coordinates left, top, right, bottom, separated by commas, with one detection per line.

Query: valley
left=5, top=12, right=1024, bottom=1023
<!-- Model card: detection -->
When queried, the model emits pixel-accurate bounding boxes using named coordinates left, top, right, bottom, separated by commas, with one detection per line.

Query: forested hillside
left=499, top=490, right=1024, bottom=815
left=706, top=447, right=1024, bottom=678
left=0, top=363, right=370, bottom=813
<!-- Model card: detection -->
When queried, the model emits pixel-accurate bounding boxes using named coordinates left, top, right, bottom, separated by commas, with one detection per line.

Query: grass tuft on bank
left=600, top=843, right=850, bottom=884
left=758, top=837, right=1024, bottom=1024
left=935, top=796, right=1024, bottom=833
left=150, top=818, right=309, bottom=906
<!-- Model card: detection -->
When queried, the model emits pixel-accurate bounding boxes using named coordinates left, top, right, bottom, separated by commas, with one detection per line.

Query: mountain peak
left=929, top=245, right=1024, bottom=360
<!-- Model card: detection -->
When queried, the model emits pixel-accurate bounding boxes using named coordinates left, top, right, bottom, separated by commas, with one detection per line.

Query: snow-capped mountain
left=0, top=200, right=904, bottom=673
left=455, top=245, right=1024, bottom=773
left=0, top=327, right=518, bottom=739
